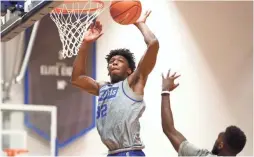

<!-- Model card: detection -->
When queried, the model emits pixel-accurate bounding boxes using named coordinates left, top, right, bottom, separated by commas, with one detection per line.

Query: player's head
left=106, top=48, right=136, bottom=83
left=211, top=126, right=246, bottom=156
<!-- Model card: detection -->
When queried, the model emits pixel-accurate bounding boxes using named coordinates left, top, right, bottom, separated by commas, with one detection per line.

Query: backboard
left=1, top=0, right=62, bottom=42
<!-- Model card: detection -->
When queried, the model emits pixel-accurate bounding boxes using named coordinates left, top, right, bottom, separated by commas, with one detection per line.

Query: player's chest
left=96, top=85, right=127, bottom=120
left=98, top=85, right=121, bottom=103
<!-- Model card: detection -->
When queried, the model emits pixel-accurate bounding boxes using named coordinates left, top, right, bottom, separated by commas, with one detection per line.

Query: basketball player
left=71, top=10, right=159, bottom=156
left=161, top=70, right=247, bottom=156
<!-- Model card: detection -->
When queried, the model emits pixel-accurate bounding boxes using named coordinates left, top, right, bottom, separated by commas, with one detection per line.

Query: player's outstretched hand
left=135, top=10, right=151, bottom=24
left=84, top=21, right=103, bottom=43
left=161, top=69, right=180, bottom=92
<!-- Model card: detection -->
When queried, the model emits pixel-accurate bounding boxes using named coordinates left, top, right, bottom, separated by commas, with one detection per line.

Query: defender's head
left=211, top=126, right=246, bottom=156
left=106, top=48, right=136, bottom=83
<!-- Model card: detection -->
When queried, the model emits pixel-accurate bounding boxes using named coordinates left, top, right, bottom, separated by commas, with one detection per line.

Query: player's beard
left=211, top=142, right=220, bottom=155
left=110, top=74, right=126, bottom=83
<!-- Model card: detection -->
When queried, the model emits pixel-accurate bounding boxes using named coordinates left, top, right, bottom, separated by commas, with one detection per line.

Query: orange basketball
left=110, top=0, right=142, bottom=25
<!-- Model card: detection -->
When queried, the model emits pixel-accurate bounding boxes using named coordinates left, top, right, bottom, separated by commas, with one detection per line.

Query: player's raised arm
left=131, top=10, right=159, bottom=83
left=71, top=21, right=103, bottom=96
left=161, top=70, right=187, bottom=152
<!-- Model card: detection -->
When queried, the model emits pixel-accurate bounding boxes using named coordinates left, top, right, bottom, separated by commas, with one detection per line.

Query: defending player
left=161, top=70, right=247, bottom=156
left=71, top=10, right=159, bottom=156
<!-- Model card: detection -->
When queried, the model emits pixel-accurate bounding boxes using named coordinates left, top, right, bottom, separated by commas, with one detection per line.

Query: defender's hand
left=162, top=69, right=180, bottom=92
left=83, top=21, right=103, bottom=43
left=135, top=10, right=151, bottom=24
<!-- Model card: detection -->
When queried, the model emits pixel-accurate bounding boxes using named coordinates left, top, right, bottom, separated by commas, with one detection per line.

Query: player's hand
left=135, top=10, right=151, bottom=24
left=161, top=69, right=180, bottom=92
left=83, top=21, right=103, bottom=43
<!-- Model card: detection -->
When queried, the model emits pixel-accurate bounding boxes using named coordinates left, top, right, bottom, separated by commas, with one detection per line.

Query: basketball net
left=50, top=0, right=105, bottom=58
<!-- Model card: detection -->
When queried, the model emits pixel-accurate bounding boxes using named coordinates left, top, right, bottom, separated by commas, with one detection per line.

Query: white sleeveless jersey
left=96, top=78, right=146, bottom=154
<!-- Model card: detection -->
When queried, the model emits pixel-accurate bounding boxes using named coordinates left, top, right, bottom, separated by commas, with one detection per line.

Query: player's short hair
left=105, top=48, right=136, bottom=73
left=224, top=126, right=246, bottom=154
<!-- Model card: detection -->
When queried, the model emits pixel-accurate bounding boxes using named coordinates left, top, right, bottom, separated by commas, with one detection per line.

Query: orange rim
left=52, top=0, right=104, bottom=14
left=4, top=149, right=29, bottom=156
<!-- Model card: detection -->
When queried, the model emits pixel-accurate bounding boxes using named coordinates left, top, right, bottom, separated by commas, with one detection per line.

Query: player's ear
left=218, top=142, right=224, bottom=149
left=127, top=68, right=132, bottom=75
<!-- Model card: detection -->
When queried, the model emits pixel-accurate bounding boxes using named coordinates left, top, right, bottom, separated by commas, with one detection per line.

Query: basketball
left=110, top=0, right=142, bottom=25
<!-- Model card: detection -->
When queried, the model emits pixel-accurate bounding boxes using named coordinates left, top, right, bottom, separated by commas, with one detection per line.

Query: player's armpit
left=71, top=76, right=102, bottom=96
left=163, top=128, right=186, bottom=152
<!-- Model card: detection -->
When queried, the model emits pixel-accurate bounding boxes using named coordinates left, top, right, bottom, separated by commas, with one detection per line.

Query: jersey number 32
left=96, top=104, right=108, bottom=119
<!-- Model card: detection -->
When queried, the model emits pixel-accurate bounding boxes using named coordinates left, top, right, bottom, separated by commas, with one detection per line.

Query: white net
left=50, top=0, right=105, bottom=58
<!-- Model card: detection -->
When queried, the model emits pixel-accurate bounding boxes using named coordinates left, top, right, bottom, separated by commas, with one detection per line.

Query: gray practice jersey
left=178, top=141, right=217, bottom=156
left=96, top=78, right=146, bottom=154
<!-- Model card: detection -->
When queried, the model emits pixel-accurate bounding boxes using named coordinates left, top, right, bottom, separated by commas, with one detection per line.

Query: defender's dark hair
left=105, top=48, right=136, bottom=73
left=224, top=126, right=246, bottom=154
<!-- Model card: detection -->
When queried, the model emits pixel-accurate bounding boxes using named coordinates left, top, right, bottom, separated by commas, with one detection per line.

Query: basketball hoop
left=3, top=149, right=28, bottom=156
left=50, top=0, right=105, bottom=58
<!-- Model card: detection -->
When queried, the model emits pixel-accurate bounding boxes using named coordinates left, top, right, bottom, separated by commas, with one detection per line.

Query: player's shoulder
left=98, top=81, right=110, bottom=89
left=179, top=140, right=213, bottom=157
